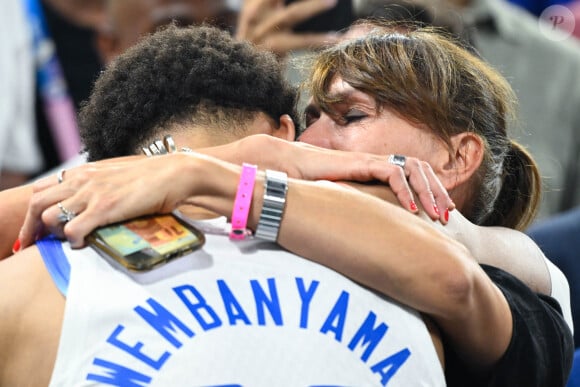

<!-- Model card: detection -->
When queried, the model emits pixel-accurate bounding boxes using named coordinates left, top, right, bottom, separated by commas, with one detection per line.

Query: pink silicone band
left=230, top=163, right=257, bottom=240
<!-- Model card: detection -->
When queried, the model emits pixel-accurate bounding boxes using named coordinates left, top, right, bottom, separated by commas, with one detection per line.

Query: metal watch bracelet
left=254, top=170, right=288, bottom=242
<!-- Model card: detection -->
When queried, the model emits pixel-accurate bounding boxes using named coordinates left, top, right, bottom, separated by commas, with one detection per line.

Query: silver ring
left=164, top=135, right=176, bottom=153
left=155, top=140, right=168, bottom=154
left=57, top=169, right=66, bottom=184
left=388, top=154, right=406, bottom=169
left=149, top=143, right=161, bottom=155
left=57, top=202, right=76, bottom=223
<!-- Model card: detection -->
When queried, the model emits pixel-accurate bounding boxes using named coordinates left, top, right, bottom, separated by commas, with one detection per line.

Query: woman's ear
left=438, top=132, right=484, bottom=190
left=271, top=114, right=296, bottom=142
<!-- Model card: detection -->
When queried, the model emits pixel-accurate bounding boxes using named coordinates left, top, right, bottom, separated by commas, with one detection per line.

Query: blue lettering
left=348, top=312, right=388, bottom=362
left=217, top=279, right=251, bottom=325
left=135, top=298, right=194, bottom=349
left=107, top=325, right=171, bottom=370
left=370, top=348, right=411, bottom=386
left=250, top=278, right=283, bottom=326
left=86, top=358, right=151, bottom=386
left=174, top=285, right=223, bottom=330
left=320, top=291, right=349, bottom=342
left=295, top=278, right=319, bottom=329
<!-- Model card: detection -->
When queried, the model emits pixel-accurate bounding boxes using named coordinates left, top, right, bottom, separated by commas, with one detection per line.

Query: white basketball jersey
left=43, top=219, right=445, bottom=387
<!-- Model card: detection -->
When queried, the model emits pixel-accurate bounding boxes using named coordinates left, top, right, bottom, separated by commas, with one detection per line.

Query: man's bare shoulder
left=0, top=245, right=64, bottom=386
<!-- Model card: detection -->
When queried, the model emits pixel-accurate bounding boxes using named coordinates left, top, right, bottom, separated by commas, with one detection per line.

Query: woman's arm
left=201, top=135, right=554, bottom=296
left=443, top=213, right=552, bottom=294
left=17, top=152, right=513, bottom=368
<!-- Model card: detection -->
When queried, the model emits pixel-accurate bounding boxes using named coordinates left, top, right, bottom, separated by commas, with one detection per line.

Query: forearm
left=199, top=136, right=551, bottom=296
left=274, top=181, right=472, bottom=315
left=0, top=185, right=32, bottom=259
left=193, top=166, right=481, bottom=317
left=192, top=169, right=512, bottom=367
left=431, top=211, right=551, bottom=295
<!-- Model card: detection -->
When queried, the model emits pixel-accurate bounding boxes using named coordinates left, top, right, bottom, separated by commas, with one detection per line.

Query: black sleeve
left=445, top=264, right=574, bottom=387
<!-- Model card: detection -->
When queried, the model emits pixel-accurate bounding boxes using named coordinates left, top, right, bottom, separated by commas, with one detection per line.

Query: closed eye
left=342, top=109, right=368, bottom=124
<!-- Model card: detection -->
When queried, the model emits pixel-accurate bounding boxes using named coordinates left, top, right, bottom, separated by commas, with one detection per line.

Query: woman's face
left=298, top=76, right=443, bottom=164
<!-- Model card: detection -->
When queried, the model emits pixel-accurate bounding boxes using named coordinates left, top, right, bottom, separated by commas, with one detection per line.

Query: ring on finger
left=388, top=154, right=407, bottom=169
left=164, top=135, right=177, bottom=153
left=57, top=169, right=66, bottom=184
left=57, top=202, right=76, bottom=223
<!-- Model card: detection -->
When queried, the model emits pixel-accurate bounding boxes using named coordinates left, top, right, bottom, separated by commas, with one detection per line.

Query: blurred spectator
left=0, top=0, right=43, bottom=190
left=452, top=0, right=580, bottom=219
left=527, top=206, right=580, bottom=347
left=572, top=0, right=580, bottom=38
left=505, top=0, right=569, bottom=16
left=24, top=0, right=241, bottom=183
left=31, top=0, right=105, bottom=182
left=235, top=0, right=351, bottom=56
left=97, top=0, right=238, bottom=64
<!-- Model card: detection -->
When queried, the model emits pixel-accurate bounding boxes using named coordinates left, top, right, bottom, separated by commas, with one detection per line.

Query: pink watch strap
left=230, top=163, right=257, bottom=240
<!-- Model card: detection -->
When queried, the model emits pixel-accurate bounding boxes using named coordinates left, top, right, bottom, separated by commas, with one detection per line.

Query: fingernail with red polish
left=445, top=209, right=449, bottom=222
left=12, top=239, right=21, bottom=254
left=410, top=201, right=418, bottom=212
left=433, top=205, right=440, bottom=216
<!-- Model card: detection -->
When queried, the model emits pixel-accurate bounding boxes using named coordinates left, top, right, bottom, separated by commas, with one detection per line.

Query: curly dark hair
left=79, top=24, right=299, bottom=161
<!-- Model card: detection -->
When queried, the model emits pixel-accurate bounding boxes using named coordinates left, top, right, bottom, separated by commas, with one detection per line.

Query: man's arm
left=0, top=245, right=63, bottom=385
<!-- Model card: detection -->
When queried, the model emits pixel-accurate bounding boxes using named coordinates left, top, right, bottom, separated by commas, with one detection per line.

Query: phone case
left=87, top=214, right=205, bottom=271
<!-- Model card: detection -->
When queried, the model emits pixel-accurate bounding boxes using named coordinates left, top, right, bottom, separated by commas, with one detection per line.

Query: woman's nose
left=298, top=120, right=329, bottom=148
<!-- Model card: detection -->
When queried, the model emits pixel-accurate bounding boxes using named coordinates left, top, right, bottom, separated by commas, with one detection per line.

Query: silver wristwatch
left=254, top=170, right=288, bottom=242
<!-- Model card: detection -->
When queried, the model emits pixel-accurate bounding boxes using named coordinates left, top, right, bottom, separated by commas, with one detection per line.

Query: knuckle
left=407, top=158, right=421, bottom=168
left=30, top=179, right=45, bottom=193
left=29, top=193, right=47, bottom=213
left=40, top=208, right=55, bottom=226
left=421, top=161, right=434, bottom=173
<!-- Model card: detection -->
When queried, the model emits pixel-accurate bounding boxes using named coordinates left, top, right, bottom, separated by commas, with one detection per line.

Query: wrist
left=254, top=170, right=289, bottom=242
left=230, top=163, right=257, bottom=239
left=184, top=153, right=241, bottom=216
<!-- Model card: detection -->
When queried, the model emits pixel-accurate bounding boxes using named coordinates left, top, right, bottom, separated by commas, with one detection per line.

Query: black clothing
left=34, top=0, right=102, bottom=174
left=528, top=208, right=580, bottom=348
left=446, top=264, right=574, bottom=387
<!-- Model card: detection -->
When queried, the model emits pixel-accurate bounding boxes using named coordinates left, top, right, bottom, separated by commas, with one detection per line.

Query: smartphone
left=87, top=213, right=205, bottom=271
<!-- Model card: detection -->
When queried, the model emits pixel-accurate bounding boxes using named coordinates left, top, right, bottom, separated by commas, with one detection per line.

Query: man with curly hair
left=80, top=24, right=300, bottom=162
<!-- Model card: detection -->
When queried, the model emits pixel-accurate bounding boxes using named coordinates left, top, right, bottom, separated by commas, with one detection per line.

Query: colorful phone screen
left=94, top=215, right=200, bottom=255
left=90, top=214, right=205, bottom=271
